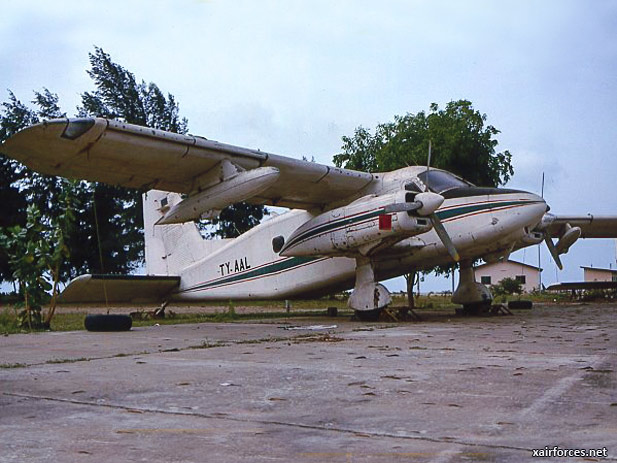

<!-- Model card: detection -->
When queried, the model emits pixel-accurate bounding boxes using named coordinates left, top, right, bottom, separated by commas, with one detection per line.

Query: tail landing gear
left=349, top=257, right=391, bottom=319
left=452, top=260, right=493, bottom=315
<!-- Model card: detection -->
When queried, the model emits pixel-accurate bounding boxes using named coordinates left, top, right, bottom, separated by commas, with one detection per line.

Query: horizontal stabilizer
left=59, top=274, right=181, bottom=303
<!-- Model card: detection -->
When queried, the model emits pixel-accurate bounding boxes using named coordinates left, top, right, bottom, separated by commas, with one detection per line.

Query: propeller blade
left=425, top=140, right=432, bottom=192
left=429, top=213, right=460, bottom=262
left=544, top=235, right=563, bottom=270
left=384, top=202, right=422, bottom=213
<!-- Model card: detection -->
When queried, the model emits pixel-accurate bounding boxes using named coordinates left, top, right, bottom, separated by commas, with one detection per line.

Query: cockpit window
left=416, top=170, right=473, bottom=193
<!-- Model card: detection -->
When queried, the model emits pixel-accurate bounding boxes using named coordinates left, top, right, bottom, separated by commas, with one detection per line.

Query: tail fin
left=143, top=190, right=214, bottom=275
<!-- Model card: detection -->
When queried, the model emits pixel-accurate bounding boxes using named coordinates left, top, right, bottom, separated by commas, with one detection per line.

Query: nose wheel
left=452, top=260, right=493, bottom=314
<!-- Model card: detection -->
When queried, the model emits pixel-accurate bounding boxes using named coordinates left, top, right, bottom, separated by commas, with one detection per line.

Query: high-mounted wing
left=547, top=215, right=617, bottom=238
left=1, top=118, right=375, bottom=210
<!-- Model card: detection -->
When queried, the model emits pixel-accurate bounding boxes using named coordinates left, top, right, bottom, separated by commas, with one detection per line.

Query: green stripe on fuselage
left=435, top=200, right=530, bottom=220
left=285, top=208, right=385, bottom=249
left=180, top=256, right=321, bottom=293
left=287, top=200, right=533, bottom=250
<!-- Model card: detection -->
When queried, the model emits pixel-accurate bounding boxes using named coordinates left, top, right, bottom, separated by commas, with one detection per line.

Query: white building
left=581, top=266, right=617, bottom=282
left=475, top=260, right=541, bottom=293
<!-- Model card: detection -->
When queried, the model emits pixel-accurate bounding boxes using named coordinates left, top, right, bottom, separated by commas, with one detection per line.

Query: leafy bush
left=491, top=277, right=523, bottom=297
left=0, top=181, right=77, bottom=329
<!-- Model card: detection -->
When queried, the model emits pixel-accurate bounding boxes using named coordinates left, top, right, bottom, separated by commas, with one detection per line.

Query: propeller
left=541, top=171, right=564, bottom=270
left=423, top=140, right=459, bottom=262
left=426, top=139, right=432, bottom=191
left=430, top=212, right=460, bottom=262
left=535, top=174, right=566, bottom=272
left=385, top=140, right=460, bottom=262
left=538, top=173, right=544, bottom=288
left=544, top=234, right=563, bottom=270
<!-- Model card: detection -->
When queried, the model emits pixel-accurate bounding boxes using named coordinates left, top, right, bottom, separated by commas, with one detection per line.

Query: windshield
left=416, top=170, right=473, bottom=193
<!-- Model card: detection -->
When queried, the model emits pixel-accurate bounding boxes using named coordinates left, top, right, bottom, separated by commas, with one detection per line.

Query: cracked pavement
left=1, top=304, right=616, bottom=462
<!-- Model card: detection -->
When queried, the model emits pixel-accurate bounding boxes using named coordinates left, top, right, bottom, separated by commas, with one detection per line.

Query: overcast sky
left=2, top=0, right=616, bottom=291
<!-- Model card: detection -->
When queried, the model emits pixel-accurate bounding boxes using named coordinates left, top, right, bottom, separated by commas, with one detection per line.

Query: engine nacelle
left=555, top=223, right=581, bottom=255
left=279, top=191, right=433, bottom=257
left=156, top=166, right=280, bottom=224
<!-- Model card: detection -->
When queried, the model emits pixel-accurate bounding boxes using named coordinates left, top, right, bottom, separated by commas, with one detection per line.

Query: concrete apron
left=1, top=304, right=616, bottom=462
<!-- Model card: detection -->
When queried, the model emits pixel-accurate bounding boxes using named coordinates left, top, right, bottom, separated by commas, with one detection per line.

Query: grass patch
left=49, top=312, right=91, bottom=332
left=12, top=308, right=349, bottom=333
left=131, top=309, right=348, bottom=327
left=3, top=291, right=572, bottom=336
left=205, top=298, right=350, bottom=310
left=0, top=308, right=20, bottom=334
left=0, top=362, right=26, bottom=369
left=47, top=357, right=89, bottom=364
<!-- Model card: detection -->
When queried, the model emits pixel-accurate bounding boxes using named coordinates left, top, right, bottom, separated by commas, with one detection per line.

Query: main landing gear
left=349, top=257, right=391, bottom=321
left=349, top=259, right=495, bottom=320
left=452, top=260, right=493, bottom=315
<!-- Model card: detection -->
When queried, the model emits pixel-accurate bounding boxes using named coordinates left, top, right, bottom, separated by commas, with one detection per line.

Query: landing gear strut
left=349, top=257, right=391, bottom=319
left=452, top=260, right=493, bottom=315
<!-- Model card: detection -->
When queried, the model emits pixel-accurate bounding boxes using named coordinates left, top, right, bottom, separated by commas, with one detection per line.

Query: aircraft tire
left=353, top=308, right=382, bottom=321
left=84, top=314, right=132, bottom=332
left=508, top=300, right=533, bottom=310
left=460, top=301, right=492, bottom=315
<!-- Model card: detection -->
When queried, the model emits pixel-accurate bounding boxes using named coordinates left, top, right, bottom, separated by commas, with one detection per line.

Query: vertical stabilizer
left=143, top=190, right=211, bottom=275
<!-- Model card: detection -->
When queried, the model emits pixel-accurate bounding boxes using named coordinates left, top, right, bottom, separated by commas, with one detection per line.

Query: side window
left=480, top=276, right=491, bottom=285
left=515, top=275, right=526, bottom=284
left=272, top=236, right=285, bottom=253
left=404, top=182, right=422, bottom=193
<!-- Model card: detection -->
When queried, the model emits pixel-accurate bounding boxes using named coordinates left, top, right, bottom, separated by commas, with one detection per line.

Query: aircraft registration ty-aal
left=3, top=118, right=617, bottom=317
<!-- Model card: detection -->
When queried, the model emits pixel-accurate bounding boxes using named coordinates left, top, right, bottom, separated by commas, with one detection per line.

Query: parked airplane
left=3, top=118, right=617, bottom=317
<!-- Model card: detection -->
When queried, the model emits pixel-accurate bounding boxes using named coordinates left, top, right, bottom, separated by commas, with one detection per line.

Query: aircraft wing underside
left=58, top=274, right=181, bottom=303
left=547, top=215, right=617, bottom=238
left=2, top=118, right=375, bottom=210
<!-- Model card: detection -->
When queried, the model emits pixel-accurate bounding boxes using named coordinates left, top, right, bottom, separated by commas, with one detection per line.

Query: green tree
left=0, top=179, right=78, bottom=329
left=0, top=205, right=51, bottom=329
left=207, top=202, right=268, bottom=238
left=1, top=47, right=267, bottom=286
left=333, top=100, right=513, bottom=187
left=74, top=47, right=191, bottom=274
left=0, top=90, right=67, bottom=282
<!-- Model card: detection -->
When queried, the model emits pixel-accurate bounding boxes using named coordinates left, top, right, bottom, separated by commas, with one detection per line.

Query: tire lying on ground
left=84, top=314, right=133, bottom=332
left=507, top=300, right=533, bottom=310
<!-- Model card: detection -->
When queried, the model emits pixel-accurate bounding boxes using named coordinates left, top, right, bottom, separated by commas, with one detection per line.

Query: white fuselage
left=159, top=167, right=547, bottom=301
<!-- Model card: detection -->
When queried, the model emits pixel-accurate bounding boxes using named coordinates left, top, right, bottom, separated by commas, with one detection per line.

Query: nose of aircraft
left=489, top=187, right=548, bottom=226
left=444, top=186, right=547, bottom=210
left=445, top=186, right=548, bottom=225
left=519, top=189, right=547, bottom=209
